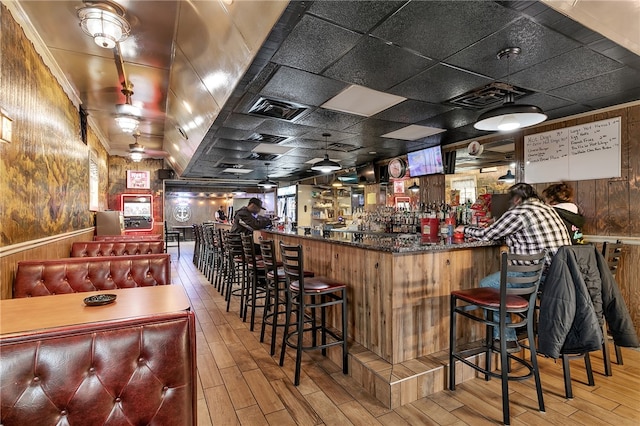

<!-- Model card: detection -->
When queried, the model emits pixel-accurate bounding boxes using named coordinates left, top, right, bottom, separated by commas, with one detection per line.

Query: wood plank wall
left=0, top=229, right=95, bottom=299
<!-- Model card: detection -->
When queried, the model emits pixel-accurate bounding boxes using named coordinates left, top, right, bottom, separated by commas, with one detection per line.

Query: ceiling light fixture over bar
left=258, top=162, right=277, bottom=189
left=311, top=133, right=341, bottom=173
left=474, top=48, right=547, bottom=132
left=77, top=1, right=131, bottom=49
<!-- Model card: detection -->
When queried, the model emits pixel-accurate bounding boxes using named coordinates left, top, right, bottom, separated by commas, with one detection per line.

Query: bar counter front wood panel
left=262, top=231, right=501, bottom=364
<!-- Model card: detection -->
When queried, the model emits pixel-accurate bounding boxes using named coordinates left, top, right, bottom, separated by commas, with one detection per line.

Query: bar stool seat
left=279, top=242, right=348, bottom=386
left=449, top=251, right=545, bottom=425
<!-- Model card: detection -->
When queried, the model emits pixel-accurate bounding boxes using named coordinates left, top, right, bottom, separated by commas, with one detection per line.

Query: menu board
left=524, top=117, right=620, bottom=183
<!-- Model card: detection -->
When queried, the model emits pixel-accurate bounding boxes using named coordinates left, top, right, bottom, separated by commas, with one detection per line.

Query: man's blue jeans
left=479, top=270, right=542, bottom=341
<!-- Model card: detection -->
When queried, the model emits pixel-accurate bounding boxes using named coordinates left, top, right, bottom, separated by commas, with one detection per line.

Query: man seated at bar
left=231, top=197, right=272, bottom=235
left=455, top=183, right=571, bottom=351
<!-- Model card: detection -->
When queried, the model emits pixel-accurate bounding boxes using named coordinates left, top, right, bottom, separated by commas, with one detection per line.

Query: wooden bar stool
left=449, top=251, right=545, bottom=425
left=601, top=240, right=624, bottom=374
left=279, top=242, right=348, bottom=386
left=241, top=234, right=267, bottom=331
left=259, top=240, right=314, bottom=356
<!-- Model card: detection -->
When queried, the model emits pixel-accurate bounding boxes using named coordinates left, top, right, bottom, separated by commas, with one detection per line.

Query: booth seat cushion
left=70, top=241, right=164, bottom=257
left=13, top=254, right=170, bottom=298
left=0, top=312, right=196, bottom=425
left=94, top=234, right=162, bottom=241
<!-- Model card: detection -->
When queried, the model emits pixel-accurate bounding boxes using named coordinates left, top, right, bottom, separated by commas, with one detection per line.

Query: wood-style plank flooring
left=170, top=242, right=640, bottom=425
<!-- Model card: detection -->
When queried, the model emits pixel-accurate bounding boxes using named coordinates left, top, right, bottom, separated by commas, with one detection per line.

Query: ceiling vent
left=327, top=142, right=359, bottom=152
left=247, top=133, right=288, bottom=144
left=246, top=152, right=280, bottom=161
left=446, top=82, right=536, bottom=110
left=248, top=96, right=309, bottom=121
left=217, top=162, right=241, bottom=169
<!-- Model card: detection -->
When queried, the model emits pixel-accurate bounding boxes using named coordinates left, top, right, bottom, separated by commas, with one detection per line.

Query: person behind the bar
left=230, top=197, right=272, bottom=235
left=455, top=182, right=571, bottom=352
left=215, top=205, right=227, bottom=222
left=542, top=182, right=585, bottom=245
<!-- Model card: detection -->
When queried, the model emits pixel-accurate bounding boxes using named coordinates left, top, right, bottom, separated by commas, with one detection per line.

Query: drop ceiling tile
left=223, top=113, right=266, bottom=131
left=271, top=15, right=362, bottom=73
left=372, top=1, right=520, bottom=61
left=372, top=99, right=453, bottom=124
left=215, top=128, right=254, bottom=140
left=323, top=36, right=433, bottom=91
left=213, top=139, right=259, bottom=152
left=343, top=118, right=406, bottom=138
left=254, top=119, right=315, bottom=138
left=391, top=64, right=493, bottom=104
left=550, top=67, right=640, bottom=103
left=508, top=47, right=624, bottom=92
left=295, top=108, right=367, bottom=131
left=308, top=1, right=405, bottom=33
left=446, top=18, right=581, bottom=79
left=260, top=66, right=348, bottom=107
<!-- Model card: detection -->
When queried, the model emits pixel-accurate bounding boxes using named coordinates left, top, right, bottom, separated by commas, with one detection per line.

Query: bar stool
left=601, top=240, right=624, bottom=374
left=224, top=233, right=248, bottom=316
left=192, top=224, right=202, bottom=267
left=241, top=234, right=267, bottom=331
left=215, top=228, right=228, bottom=294
left=259, top=240, right=314, bottom=356
left=449, top=251, right=545, bottom=425
left=278, top=242, right=348, bottom=386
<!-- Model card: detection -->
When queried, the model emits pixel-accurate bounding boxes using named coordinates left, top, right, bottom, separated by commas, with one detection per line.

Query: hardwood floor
left=170, top=242, right=640, bottom=425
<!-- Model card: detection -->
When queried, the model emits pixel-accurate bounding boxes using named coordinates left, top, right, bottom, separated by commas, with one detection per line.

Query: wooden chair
left=449, top=251, right=545, bottom=425
left=601, top=240, right=624, bottom=375
left=164, top=221, right=181, bottom=257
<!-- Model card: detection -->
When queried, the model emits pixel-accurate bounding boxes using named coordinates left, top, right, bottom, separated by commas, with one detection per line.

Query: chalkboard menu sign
left=524, top=117, right=620, bottom=183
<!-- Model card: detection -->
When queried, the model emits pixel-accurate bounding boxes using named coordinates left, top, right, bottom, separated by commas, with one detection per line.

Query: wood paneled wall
left=0, top=229, right=95, bottom=299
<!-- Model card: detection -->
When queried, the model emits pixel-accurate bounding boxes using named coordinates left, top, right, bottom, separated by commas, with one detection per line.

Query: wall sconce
left=77, top=1, right=131, bottom=49
left=0, top=108, right=12, bottom=144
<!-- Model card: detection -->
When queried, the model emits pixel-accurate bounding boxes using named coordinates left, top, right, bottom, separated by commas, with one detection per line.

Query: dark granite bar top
left=262, top=228, right=500, bottom=255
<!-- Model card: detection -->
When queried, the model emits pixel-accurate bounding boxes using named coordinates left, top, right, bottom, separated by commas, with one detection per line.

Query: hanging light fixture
left=474, top=47, right=547, bottom=132
left=408, top=182, right=420, bottom=192
left=231, top=174, right=244, bottom=195
left=258, top=162, right=277, bottom=189
left=331, top=176, right=343, bottom=187
left=115, top=80, right=141, bottom=133
left=498, top=170, right=516, bottom=182
left=130, top=152, right=143, bottom=162
left=77, top=1, right=131, bottom=49
left=311, top=132, right=341, bottom=173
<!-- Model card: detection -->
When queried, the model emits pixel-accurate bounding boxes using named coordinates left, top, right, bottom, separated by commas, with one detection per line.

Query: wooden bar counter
left=261, top=229, right=501, bottom=408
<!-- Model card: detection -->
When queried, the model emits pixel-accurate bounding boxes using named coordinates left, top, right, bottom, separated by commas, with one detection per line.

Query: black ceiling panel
left=295, top=108, right=367, bottom=132
left=307, top=0, right=406, bottom=34
left=260, top=66, right=348, bottom=107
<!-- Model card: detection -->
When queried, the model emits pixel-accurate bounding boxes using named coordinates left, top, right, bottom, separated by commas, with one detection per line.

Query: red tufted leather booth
left=94, top=234, right=163, bottom=241
left=0, top=311, right=196, bottom=425
left=13, top=254, right=171, bottom=298
left=70, top=241, right=164, bottom=257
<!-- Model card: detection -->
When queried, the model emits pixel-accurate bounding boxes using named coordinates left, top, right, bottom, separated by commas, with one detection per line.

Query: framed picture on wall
left=127, top=170, right=150, bottom=189
left=393, top=180, right=405, bottom=194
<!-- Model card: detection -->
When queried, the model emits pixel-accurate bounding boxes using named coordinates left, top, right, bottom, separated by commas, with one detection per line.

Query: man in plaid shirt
left=456, top=183, right=571, bottom=350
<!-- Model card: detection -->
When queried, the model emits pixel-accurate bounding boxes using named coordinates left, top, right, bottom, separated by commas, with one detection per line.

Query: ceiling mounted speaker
left=467, top=141, right=484, bottom=156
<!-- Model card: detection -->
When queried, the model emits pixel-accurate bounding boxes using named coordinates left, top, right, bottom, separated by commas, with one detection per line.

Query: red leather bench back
left=70, top=241, right=164, bottom=257
left=94, top=234, right=162, bottom=241
left=13, top=254, right=171, bottom=298
left=1, top=312, right=196, bottom=425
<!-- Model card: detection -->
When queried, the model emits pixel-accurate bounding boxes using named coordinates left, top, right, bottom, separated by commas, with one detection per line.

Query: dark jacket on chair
left=538, top=245, right=638, bottom=359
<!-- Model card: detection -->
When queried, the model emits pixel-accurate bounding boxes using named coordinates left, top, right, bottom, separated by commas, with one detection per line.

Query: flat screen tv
left=407, top=146, right=444, bottom=177
left=356, top=162, right=377, bottom=184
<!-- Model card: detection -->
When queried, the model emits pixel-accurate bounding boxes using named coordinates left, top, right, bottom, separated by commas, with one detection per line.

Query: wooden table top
left=0, top=285, right=191, bottom=337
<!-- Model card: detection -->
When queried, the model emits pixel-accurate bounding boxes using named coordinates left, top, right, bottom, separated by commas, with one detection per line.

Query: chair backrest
left=500, top=251, right=546, bottom=312
left=164, top=221, right=169, bottom=233
left=259, top=240, right=278, bottom=277
left=241, top=234, right=259, bottom=271
left=602, top=241, right=623, bottom=279
left=279, top=242, right=304, bottom=288
left=225, top=232, right=244, bottom=259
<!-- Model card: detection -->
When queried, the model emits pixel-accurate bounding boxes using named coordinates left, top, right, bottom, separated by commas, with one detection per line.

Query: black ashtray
left=84, top=294, right=117, bottom=306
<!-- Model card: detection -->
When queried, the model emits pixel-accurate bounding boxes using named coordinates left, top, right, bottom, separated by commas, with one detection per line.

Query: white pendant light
left=311, top=133, right=341, bottom=173
left=474, top=48, right=547, bottom=132
left=115, top=81, right=140, bottom=133
left=77, top=2, right=131, bottom=49
left=408, top=182, right=420, bottom=192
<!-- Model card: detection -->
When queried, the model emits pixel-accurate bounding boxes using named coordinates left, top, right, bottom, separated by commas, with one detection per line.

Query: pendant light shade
left=78, top=2, right=131, bottom=49
left=311, top=133, right=341, bottom=173
left=474, top=48, right=547, bottom=132
left=498, top=170, right=516, bottom=182
left=408, top=182, right=420, bottom=192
